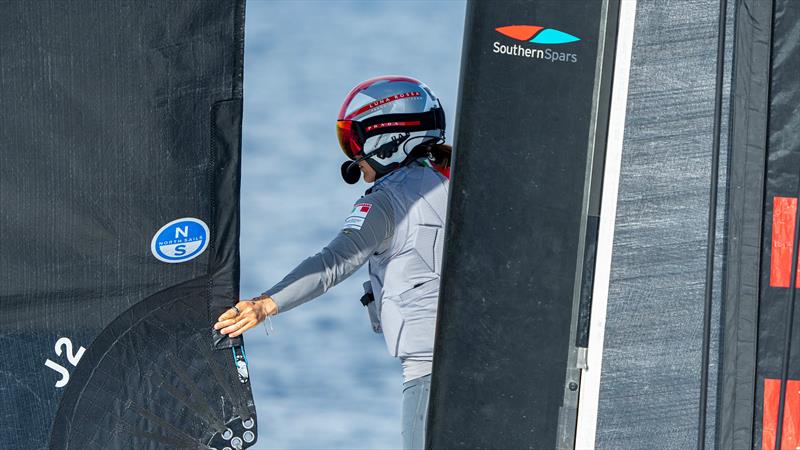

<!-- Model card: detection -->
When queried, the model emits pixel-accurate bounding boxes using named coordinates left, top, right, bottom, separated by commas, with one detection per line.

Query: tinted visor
left=336, top=120, right=363, bottom=160
left=336, top=108, right=445, bottom=160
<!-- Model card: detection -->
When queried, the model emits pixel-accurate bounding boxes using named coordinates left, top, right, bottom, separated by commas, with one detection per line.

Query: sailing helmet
left=336, top=76, right=446, bottom=177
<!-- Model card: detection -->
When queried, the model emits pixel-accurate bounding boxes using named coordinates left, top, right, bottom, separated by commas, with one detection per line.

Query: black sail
left=0, top=1, right=257, bottom=449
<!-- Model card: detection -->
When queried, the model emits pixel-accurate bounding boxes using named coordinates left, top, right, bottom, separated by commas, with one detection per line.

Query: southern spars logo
left=151, top=217, right=209, bottom=263
left=493, top=24, right=580, bottom=63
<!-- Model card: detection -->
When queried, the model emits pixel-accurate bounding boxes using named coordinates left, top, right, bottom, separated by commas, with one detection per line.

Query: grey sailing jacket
left=264, top=162, right=448, bottom=358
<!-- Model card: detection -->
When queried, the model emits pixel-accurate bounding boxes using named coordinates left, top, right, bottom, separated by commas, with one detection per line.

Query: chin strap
left=340, top=133, right=411, bottom=184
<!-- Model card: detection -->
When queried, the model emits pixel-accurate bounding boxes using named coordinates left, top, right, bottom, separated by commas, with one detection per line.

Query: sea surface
left=239, top=2, right=465, bottom=448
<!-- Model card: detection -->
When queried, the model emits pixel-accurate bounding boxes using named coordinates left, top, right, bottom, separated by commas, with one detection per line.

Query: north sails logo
left=150, top=217, right=209, bottom=263
left=493, top=24, right=580, bottom=63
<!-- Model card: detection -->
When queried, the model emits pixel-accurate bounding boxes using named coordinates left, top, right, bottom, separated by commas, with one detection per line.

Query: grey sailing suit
left=263, top=162, right=448, bottom=377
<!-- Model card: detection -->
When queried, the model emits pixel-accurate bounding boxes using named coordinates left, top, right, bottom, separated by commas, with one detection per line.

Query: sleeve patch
left=343, top=203, right=372, bottom=230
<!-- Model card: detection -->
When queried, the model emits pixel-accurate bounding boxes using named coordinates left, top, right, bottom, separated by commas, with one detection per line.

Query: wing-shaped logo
left=496, top=25, right=580, bottom=45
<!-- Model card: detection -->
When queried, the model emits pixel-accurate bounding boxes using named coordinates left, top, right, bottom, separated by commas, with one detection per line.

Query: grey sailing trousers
left=402, top=374, right=432, bottom=450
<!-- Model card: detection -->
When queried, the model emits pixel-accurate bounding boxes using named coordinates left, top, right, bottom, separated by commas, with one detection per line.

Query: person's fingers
left=215, top=300, right=254, bottom=329
left=217, top=307, right=238, bottom=323
left=220, top=302, right=258, bottom=333
left=214, top=318, right=238, bottom=330
left=228, top=319, right=257, bottom=338
left=220, top=318, right=248, bottom=335
left=233, top=300, right=255, bottom=316
left=214, top=298, right=273, bottom=334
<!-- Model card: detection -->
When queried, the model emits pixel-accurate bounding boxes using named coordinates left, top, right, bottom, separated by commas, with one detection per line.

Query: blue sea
left=239, top=2, right=465, bottom=448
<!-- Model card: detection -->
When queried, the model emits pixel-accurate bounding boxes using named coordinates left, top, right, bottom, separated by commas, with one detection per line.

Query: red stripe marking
left=763, top=378, right=800, bottom=450
left=771, top=196, right=799, bottom=288
left=495, top=25, right=544, bottom=41
left=338, top=75, right=423, bottom=119
left=364, top=120, right=420, bottom=132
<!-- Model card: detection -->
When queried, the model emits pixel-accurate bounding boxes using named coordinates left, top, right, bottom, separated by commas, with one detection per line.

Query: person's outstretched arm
left=214, top=190, right=394, bottom=337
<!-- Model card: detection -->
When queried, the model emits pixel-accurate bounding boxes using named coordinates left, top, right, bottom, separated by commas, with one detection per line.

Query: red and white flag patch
left=343, top=203, right=372, bottom=230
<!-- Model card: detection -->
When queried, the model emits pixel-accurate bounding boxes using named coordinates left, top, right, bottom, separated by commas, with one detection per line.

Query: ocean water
left=239, top=2, right=465, bottom=448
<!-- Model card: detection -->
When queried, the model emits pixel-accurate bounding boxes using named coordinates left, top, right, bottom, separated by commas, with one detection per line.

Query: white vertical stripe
left=574, top=1, right=638, bottom=448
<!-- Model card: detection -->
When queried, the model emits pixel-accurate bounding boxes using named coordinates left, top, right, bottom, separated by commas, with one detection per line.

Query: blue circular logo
left=150, top=217, right=209, bottom=263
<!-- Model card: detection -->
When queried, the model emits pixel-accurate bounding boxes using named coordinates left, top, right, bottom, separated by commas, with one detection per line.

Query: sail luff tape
left=574, top=0, right=638, bottom=447
left=696, top=0, right=730, bottom=448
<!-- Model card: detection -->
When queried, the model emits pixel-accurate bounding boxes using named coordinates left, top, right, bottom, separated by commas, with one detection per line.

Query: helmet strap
left=340, top=133, right=410, bottom=183
left=365, top=133, right=411, bottom=179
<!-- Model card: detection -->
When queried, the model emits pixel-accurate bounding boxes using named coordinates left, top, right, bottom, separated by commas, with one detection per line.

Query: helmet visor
left=336, top=120, right=363, bottom=160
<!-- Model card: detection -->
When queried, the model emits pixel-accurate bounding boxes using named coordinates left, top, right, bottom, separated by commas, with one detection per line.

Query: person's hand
left=214, top=295, right=278, bottom=337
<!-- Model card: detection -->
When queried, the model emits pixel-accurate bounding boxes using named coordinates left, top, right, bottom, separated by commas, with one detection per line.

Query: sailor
left=213, top=75, right=450, bottom=449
